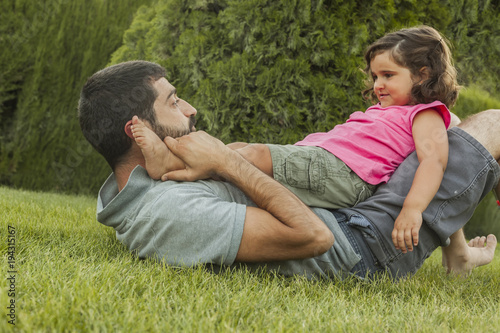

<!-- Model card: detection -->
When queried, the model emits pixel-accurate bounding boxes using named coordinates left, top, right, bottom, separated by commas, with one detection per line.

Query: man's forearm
left=222, top=151, right=329, bottom=235
left=220, top=150, right=335, bottom=260
left=164, top=132, right=335, bottom=258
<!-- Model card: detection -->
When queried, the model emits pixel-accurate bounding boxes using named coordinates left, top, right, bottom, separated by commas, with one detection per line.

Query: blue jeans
left=339, top=127, right=500, bottom=279
left=335, top=211, right=385, bottom=279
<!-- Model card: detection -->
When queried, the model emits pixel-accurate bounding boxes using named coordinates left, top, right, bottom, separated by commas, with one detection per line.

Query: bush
left=453, top=85, right=500, bottom=119
left=0, top=0, right=153, bottom=194
left=2, top=0, right=500, bottom=200
left=110, top=0, right=500, bottom=146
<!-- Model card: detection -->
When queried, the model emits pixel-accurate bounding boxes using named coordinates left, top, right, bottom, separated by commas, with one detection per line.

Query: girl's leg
left=495, top=180, right=500, bottom=203
left=131, top=116, right=172, bottom=179
left=234, top=144, right=274, bottom=177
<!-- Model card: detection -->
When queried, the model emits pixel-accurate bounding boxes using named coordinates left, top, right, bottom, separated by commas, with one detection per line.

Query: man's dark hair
left=78, top=61, right=166, bottom=169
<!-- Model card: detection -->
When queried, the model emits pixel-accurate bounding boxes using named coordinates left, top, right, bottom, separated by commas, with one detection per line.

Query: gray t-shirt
left=97, top=166, right=360, bottom=279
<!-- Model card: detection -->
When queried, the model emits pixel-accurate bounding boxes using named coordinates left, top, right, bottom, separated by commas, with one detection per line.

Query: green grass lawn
left=1, top=186, right=499, bottom=332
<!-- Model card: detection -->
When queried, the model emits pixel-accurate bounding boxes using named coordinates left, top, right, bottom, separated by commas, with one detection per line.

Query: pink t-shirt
left=295, top=101, right=451, bottom=185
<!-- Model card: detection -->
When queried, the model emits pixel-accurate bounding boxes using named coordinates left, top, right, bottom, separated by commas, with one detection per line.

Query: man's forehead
left=154, top=77, right=173, bottom=89
left=153, top=77, right=175, bottom=97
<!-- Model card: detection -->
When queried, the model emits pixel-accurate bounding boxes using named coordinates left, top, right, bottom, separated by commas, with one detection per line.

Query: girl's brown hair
left=362, top=25, right=459, bottom=108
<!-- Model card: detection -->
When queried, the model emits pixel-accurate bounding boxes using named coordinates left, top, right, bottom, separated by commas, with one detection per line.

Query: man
left=79, top=60, right=497, bottom=280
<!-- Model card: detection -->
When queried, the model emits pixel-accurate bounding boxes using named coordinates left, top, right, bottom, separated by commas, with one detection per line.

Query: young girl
left=131, top=25, right=460, bottom=254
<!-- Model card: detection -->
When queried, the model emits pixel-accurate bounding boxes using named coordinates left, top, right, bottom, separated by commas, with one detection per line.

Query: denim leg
left=335, top=212, right=385, bottom=279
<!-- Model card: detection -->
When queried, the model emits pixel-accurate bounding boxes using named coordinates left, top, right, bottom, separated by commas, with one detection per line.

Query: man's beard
left=152, top=116, right=196, bottom=140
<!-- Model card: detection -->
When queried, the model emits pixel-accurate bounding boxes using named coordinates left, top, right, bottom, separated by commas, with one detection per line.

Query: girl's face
left=370, top=51, right=415, bottom=107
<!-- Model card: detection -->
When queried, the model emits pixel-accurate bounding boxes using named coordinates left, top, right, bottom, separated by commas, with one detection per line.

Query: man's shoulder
left=98, top=168, right=249, bottom=267
left=98, top=165, right=253, bottom=225
left=148, top=178, right=253, bottom=208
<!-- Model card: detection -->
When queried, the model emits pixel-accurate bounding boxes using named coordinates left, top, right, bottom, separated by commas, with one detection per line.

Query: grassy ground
left=1, top=186, right=499, bottom=332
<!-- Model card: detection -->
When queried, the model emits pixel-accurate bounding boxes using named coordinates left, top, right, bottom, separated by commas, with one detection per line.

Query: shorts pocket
left=284, top=150, right=326, bottom=195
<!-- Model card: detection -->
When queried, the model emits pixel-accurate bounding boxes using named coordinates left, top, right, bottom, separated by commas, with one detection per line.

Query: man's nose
left=181, top=100, right=197, bottom=117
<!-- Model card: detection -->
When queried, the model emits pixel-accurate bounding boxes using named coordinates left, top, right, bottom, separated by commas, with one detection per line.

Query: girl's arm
left=392, top=109, right=449, bottom=253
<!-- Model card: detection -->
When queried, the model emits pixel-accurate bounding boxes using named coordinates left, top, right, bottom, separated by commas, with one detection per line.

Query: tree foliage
left=110, top=0, right=500, bottom=146
left=1, top=0, right=500, bottom=194
left=0, top=0, right=153, bottom=193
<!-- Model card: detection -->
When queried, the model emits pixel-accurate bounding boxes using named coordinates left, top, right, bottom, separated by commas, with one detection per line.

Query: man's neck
left=114, top=157, right=145, bottom=192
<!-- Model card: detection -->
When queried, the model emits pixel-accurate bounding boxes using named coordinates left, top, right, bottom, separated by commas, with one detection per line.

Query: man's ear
left=124, top=120, right=134, bottom=139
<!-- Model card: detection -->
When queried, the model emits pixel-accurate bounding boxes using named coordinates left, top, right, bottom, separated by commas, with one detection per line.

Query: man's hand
left=162, top=131, right=237, bottom=182
left=163, top=131, right=334, bottom=261
left=391, top=207, right=422, bottom=253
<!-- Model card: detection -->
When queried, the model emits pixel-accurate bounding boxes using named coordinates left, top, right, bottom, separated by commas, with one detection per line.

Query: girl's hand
left=392, top=207, right=422, bottom=253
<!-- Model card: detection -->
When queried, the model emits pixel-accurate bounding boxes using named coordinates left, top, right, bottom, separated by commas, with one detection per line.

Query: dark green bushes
left=0, top=0, right=152, bottom=194
left=2, top=0, right=500, bottom=203
left=110, top=0, right=500, bottom=145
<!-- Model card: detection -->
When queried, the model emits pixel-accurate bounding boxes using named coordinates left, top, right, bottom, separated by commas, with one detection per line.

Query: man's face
left=150, top=77, right=197, bottom=139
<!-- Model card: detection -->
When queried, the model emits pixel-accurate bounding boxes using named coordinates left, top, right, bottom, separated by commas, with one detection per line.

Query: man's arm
left=163, top=131, right=335, bottom=262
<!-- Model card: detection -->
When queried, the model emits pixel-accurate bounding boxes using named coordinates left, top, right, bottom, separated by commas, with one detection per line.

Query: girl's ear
left=124, top=120, right=134, bottom=139
left=418, top=66, right=430, bottom=83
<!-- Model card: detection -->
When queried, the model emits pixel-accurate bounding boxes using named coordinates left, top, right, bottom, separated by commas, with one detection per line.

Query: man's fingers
left=164, top=136, right=179, bottom=152
left=161, top=131, right=232, bottom=182
left=163, top=169, right=194, bottom=182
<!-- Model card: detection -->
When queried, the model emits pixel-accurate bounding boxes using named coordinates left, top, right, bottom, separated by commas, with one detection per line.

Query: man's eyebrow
left=166, top=88, right=177, bottom=101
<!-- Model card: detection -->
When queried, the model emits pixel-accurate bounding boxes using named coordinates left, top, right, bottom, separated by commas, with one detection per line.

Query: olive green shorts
left=267, top=144, right=377, bottom=209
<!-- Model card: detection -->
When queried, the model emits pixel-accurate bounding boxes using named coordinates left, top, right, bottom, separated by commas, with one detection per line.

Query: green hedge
left=110, top=0, right=500, bottom=146
left=2, top=0, right=500, bottom=199
left=0, top=0, right=152, bottom=193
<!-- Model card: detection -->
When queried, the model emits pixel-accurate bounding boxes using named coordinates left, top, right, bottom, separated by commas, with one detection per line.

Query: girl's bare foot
left=131, top=116, right=170, bottom=179
left=442, top=232, right=497, bottom=276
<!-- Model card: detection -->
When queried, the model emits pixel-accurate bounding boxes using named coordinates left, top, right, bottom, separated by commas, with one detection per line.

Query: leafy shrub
left=0, top=0, right=153, bottom=193
left=2, top=0, right=500, bottom=201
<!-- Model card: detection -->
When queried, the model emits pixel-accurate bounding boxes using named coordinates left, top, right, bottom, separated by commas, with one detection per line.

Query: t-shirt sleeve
left=132, top=182, right=247, bottom=267
left=409, top=101, right=451, bottom=129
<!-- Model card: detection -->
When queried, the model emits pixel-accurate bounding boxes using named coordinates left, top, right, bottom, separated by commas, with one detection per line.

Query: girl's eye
left=385, top=74, right=394, bottom=78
